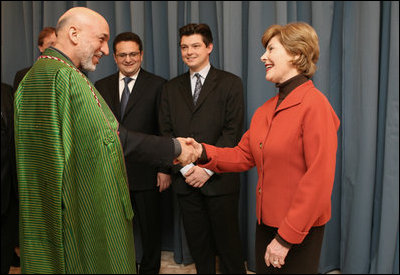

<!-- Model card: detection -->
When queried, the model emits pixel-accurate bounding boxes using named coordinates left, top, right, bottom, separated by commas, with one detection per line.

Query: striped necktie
left=193, top=73, right=202, bottom=105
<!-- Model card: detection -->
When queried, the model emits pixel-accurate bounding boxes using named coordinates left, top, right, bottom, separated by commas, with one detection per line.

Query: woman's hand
left=264, top=238, right=290, bottom=268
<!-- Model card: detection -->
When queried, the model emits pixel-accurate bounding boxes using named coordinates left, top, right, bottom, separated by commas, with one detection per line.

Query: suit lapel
left=108, top=73, right=121, bottom=120
left=178, top=72, right=195, bottom=112
left=123, top=69, right=146, bottom=117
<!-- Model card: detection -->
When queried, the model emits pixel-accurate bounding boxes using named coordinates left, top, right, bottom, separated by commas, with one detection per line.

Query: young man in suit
left=95, top=32, right=168, bottom=274
left=158, top=23, right=246, bottom=273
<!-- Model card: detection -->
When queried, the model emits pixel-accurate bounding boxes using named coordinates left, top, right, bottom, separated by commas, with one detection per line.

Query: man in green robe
left=14, top=7, right=198, bottom=274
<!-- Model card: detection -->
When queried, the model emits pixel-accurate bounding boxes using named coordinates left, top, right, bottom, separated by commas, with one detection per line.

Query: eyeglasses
left=116, top=52, right=141, bottom=59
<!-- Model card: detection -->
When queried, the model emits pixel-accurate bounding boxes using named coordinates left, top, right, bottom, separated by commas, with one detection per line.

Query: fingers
left=184, top=167, right=195, bottom=177
left=279, top=257, right=285, bottom=266
left=264, top=251, right=270, bottom=267
left=186, top=178, right=205, bottom=188
left=265, top=240, right=288, bottom=269
left=175, top=137, right=202, bottom=166
left=265, top=252, right=283, bottom=269
left=184, top=166, right=210, bottom=188
left=179, top=137, right=202, bottom=157
left=185, top=176, right=201, bottom=188
left=159, top=182, right=168, bottom=192
left=176, top=138, right=197, bottom=166
left=157, top=173, right=171, bottom=192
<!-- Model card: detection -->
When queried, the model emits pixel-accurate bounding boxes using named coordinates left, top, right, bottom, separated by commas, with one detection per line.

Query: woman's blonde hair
left=261, top=22, right=319, bottom=78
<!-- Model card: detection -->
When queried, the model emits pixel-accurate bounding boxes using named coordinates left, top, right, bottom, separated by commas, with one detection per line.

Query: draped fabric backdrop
left=1, top=1, right=398, bottom=273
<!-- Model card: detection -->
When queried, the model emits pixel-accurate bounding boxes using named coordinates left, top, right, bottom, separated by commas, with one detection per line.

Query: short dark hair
left=113, top=32, right=143, bottom=53
left=179, top=23, right=213, bottom=46
left=38, top=27, right=56, bottom=47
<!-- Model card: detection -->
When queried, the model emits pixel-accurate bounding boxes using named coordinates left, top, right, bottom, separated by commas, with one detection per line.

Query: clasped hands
left=174, top=137, right=202, bottom=166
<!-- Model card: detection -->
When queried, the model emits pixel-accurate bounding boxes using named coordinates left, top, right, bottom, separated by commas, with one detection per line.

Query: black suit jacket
left=159, top=66, right=244, bottom=196
left=13, top=67, right=31, bottom=93
left=95, top=69, right=167, bottom=191
left=1, top=83, right=18, bottom=215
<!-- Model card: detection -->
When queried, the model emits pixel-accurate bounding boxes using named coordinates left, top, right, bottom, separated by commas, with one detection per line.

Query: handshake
left=174, top=137, right=203, bottom=166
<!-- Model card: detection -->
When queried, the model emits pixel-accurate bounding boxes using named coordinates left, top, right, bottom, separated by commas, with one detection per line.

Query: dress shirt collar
left=190, top=63, right=211, bottom=80
left=119, top=68, right=141, bottom=82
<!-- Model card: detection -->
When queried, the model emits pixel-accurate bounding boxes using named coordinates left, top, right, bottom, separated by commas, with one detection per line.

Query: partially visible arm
left=118, top=124, right=175, bottom=167
left=119, top=125, right=199, bottom=168
left=194, top=130, right=256, bottom=173
left=277, top=95, right=340, bottom=244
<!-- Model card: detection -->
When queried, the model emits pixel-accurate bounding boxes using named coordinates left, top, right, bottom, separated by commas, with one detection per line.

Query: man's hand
left=157, top=172, right=171, bottom=192
left=184, top=166, right=210, bottom=188
left=264, top=238, right=289, bottom=269
left=184, top=137, right=203, bottom=157
left=174, top=137, right=201, bottom=166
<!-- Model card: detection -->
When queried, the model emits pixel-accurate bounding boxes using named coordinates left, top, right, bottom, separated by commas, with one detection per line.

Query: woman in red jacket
left=185, top=22, right=340, bottom=274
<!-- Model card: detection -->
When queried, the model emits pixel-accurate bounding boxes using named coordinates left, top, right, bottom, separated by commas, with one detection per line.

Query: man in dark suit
left=158, top=23, right=246, bottom=274
left=1, top=83, right=18, bottom=274
left=95, top=32, right=168, bottom=274
left=13, top=27, right=57, bottom=92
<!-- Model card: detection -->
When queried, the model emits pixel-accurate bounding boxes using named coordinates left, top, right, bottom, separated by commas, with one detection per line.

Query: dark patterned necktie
left=193, top=73, right=202, bottom=105
left=121, top=77, right=133, bottom=117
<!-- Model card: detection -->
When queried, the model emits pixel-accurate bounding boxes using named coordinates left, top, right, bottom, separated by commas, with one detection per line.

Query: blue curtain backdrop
left=1, top=1, right=398, bottom=273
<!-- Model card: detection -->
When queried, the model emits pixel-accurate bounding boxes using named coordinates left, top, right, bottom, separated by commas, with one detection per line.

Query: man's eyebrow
left=181, top=42, right=202, bottom=47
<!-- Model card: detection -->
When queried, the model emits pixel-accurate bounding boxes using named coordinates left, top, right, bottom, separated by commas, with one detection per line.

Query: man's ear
left=207, top=43, right=213, bottom=54
left=69, top=26, right=79, bottom=45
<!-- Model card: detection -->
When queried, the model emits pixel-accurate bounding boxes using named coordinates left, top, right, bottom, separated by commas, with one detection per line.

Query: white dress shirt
left=190, top=63, right=211, bottom=96
left=118, top=69, right=141, bottom=101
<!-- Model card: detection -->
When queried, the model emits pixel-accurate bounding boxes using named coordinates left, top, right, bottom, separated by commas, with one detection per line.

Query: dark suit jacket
left=13, top=67, right=31, bottom=93
left=95, top=69, right=167, bottom=191
left=1, top=83, right=18, bottom=215
left=159, top=66, right=244, bottom=196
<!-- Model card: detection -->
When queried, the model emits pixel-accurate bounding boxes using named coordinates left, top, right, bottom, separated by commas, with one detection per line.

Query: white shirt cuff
left=180, top=163, right=194, bottom=177
left=203, top=168, right=214, bottom=177
left=180, top=164, right=214, bottom=178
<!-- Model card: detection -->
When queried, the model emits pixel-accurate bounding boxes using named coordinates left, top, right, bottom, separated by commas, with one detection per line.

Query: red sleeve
left=199, top=130, right=256, bottom=173
left=278, top=94, right=340, bottom=244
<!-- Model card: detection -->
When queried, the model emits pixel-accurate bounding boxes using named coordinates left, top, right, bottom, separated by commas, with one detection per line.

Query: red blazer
left=200, top=80, right=340, bottom=244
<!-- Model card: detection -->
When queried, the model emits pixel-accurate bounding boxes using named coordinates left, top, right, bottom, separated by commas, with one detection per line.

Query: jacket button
left=259, top=142, right=262, bottom=149
left=259, top=188, right=261, bottom=194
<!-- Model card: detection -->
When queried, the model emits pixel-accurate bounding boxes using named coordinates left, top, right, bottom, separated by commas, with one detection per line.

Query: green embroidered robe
left=15, top=48, right=136, bottom=274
